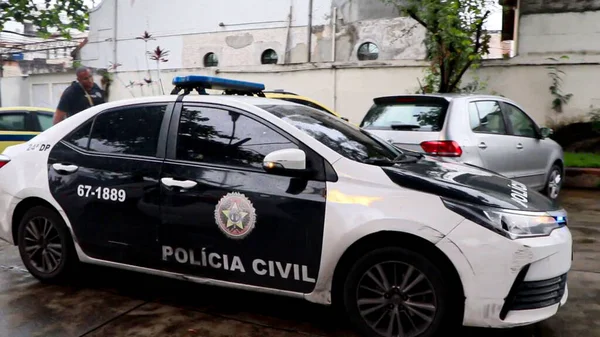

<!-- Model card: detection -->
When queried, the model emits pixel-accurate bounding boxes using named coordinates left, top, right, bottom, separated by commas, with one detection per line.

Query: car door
left=467, top=100, right=517, bottom=177
left=499, top=101, right=548, bottom=188
left=47, top=102, right=173, bottom=266
left=157, top=103, right=327, bottom=293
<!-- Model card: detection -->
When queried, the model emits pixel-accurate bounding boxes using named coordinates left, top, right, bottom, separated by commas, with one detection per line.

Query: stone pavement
left=0, top=188, right=598, bottom=337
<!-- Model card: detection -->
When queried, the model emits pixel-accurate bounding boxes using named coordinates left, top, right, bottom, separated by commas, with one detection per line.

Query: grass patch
left=564, top=152, right=600, bottom=168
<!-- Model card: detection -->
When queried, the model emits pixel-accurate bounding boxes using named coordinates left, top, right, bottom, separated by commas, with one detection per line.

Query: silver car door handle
left=161, top=177, right=197, bottom=189
left=516, top=143, right=523, bottom=149
left=478, top=142, right=487, bottom=149
left=52, top=163, right=79, bottom=173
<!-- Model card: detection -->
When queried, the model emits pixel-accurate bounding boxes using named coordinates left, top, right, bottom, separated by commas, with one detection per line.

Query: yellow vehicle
left=0, top=106, right=54, bottom=153
left=263, top=90, right=350, bottom=121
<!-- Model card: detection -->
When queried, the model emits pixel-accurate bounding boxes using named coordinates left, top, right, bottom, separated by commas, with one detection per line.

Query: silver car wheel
left=23, top=216, right=63, bottom=274
left=356, top=261, right=437, bottom=337
left=547, top=169, right=562, bottom=200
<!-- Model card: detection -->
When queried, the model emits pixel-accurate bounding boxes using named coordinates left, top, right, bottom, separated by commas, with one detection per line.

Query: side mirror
left=539, top=127, right=553, bottom=139
left=263, top=148, right=310, bottom=176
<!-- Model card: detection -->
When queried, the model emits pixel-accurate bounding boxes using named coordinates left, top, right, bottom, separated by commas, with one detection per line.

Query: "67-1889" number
left=77, top=185, right=126, bottom=202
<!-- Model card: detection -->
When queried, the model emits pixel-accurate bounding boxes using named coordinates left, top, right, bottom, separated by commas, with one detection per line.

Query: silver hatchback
left=360, top=94, right=564, bottom=200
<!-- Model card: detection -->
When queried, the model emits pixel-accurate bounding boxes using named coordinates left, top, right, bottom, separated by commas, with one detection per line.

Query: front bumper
left=436, top=217, right=572, bottom=328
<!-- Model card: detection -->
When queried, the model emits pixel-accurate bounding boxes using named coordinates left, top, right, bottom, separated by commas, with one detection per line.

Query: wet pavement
left=0, top=188, right=598, bottom=337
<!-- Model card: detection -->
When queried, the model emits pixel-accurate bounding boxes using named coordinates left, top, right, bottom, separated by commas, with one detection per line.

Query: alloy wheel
left=548, top=169, right=562, bottom=199
left=22, top=216, right=63, bottom=274
left=356, top=261, right=437, bottom=337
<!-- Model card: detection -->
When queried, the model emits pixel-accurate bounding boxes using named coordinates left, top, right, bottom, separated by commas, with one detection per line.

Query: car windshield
left=360, top=97, right=449, bottom=132
left=258, top=104, right=402, bottom=164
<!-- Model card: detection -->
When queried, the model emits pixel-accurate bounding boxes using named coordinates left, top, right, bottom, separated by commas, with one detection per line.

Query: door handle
left=516, top=143, right=523, bottom=150
left=478, top=142, right=487, bottom=149
left=161, top=177, right=197, bottom=189
left=52, top=163, right=79, bottom=173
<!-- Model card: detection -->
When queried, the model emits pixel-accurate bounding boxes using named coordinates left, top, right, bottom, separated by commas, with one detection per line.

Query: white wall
left=101, top=58, right=600, bottom=127
left=518, top=11, right=600, bottom=56
left=0, top=72, right=102, bottom=109
left=0, top=77, right=29, bottom=107
left=82, top=0, right=335, bottom=71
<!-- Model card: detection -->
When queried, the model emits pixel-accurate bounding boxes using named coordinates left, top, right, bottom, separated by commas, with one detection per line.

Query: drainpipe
left=307, top=0, right=313, bottom=62
left=113, top=0, right=118, bottom=66
left=513, top=0, right=520, bottom=57
left=284, top=3, right=293, bottom=64
left=331, top=7, right=337, bottom=62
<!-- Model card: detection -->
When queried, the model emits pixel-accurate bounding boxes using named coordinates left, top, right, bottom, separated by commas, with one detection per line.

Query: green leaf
left=383, top=0, right=491, bottom=93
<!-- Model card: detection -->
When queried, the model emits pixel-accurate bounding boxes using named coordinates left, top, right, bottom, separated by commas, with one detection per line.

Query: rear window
left=360, top=97, right=449, bottom=132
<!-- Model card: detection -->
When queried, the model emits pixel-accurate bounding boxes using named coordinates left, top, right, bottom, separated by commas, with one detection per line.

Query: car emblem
left=214, top=192, right=257, bottom=239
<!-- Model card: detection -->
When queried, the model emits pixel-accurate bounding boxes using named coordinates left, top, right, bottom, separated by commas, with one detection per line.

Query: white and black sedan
left=0, top=76, right=572, bottom=337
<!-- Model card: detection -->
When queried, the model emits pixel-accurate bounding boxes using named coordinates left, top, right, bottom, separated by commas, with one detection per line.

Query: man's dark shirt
left=57, top=81, right=105, bottom=118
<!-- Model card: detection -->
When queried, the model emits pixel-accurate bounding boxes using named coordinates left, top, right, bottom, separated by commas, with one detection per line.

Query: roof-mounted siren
left=171, top=75, right=266, bottom=97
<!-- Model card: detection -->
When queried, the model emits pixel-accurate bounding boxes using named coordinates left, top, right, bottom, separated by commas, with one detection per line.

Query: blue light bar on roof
left=172, top=75, right=265, bottom=91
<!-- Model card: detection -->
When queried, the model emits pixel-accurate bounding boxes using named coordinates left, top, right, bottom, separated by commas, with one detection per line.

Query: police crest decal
left=214, top=192, right=257, bottom=239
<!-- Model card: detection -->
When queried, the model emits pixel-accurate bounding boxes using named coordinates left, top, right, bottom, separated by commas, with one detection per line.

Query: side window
left=88, top=105, right=167, bottom=157
left=468, top=103, right=480, bottom=131
left=0, top=113, right=27, bottom=131
left=65, top=120, right=93, bottom=149
left=37, top=113, right=54, bottom=131
left=176, top=105, right=298, bottom=169
left=503, top=103, right=538, bottom=138
left=470, top=101, right=507, bottom=134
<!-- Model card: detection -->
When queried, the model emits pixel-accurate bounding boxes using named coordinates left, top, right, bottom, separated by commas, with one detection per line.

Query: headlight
left=442, top=198, right=567, bottom=240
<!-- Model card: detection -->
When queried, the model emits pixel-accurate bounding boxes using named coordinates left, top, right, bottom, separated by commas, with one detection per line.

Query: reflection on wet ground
left=0, top=189, right=598, bottom=337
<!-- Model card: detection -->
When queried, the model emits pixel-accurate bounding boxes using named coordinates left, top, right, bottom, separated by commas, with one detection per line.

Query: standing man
left=53, top=66, right=106, bottom=125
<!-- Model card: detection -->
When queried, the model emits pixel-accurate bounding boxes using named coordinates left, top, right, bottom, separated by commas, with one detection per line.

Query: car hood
left=381, top=156, right=559, bottom=212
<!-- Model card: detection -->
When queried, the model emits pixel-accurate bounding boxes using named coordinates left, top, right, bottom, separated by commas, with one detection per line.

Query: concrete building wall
left=0, top=72, right=102, bottom=109
left=0, top=77, right=29, bottom=107
left=517, top=10, right=600, bottom=56
left=520, top=0, right=600, bottom=14
left=98, top=58, right=599, bottom=127
left=80, top=0, right=429, bottom=72
left=332, top=0, right=400, bottom=22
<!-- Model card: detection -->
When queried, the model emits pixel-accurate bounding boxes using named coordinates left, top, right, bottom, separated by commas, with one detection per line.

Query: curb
left=564, top=167, right=600, bottom=190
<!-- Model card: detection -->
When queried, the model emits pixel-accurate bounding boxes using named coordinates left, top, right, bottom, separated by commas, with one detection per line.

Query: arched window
left=204, top=52, right=218, bottom=67
left=261, top=49, right=278, bottom=64
left=357, top=42, right=379, bottom=61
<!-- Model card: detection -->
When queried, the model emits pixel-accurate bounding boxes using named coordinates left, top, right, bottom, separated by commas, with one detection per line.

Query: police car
left=0, top=76, right=572, bottom=337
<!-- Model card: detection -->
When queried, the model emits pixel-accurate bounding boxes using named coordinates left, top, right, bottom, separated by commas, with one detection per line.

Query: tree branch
left=406, top=8, right=429, bottom=30
left=448, top=10, right=491, bottom=92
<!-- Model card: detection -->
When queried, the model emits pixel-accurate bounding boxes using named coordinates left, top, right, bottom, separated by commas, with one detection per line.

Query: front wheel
left=545, top=164, right=563, bottom=200
left=341, top=247, right=455, bottom=337
left=17, top=206, right=79, bottom=283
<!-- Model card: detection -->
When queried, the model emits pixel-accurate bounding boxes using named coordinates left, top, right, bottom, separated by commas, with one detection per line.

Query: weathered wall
left=80, top=0, right=427, bottom=72
left=0, top=77, right=29, bottom=107
left=82, top=0, right=335, bottom=71
left=517, top=10, right=600, bottom=56
left=334, top=17, right=426, bottom=62
left=520, top=0, right=600, bottom=14
left=332, top=0, right=400, bottom=22
left=0, top=72, right=102, bottom=109
left=98, top=58, right=599, bottom=127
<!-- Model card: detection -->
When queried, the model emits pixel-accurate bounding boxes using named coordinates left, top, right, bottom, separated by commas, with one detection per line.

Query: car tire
left=341, top=246, right=455, bottom=337
left=17, top=206, right=79, bottom=284
left=545, top=164, right=563, bottom=200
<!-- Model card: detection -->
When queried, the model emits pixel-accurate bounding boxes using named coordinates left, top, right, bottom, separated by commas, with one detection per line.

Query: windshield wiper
left=363, top=157, right=396, bottom=166
left=402, top=149, right=424, bottom=159
left=364, top=152, right=418, bottom=166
